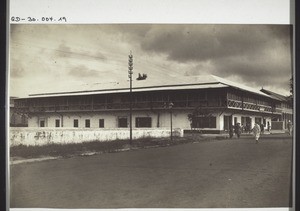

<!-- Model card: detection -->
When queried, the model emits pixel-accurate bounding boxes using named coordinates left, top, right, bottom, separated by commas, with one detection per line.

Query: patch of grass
left=10, top=136, right=212, bottom=159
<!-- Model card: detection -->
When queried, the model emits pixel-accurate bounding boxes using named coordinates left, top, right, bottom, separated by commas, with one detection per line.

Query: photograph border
left=5, top=1, right=297, bottom=211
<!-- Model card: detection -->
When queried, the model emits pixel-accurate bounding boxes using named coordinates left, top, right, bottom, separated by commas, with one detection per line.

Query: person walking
left=287, top=120, right=293, bottom=135
left=252, top=122, right=261, bottom=144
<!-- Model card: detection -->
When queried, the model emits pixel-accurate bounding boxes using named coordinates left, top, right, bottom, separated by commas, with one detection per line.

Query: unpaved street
left=10, top=134, right=292, bottom=208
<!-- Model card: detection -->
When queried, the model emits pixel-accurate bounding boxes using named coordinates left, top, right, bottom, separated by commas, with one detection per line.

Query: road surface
left=10, top=134, right=293, bottom=208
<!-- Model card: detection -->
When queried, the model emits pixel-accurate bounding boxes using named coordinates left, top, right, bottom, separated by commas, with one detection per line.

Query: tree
left=187, top=106, right=213, bottom=132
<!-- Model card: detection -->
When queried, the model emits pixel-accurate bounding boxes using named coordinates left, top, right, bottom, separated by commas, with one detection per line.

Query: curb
left=10, top=156, right=62, bottom=165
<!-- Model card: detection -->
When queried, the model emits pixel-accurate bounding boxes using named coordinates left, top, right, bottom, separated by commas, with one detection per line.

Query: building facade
left=14, top=75, right=288, bottom=134
left=260, top=88, right=293, bottom=130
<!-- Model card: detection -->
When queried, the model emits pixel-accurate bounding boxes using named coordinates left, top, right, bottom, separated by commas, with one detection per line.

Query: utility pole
left=128, top=51, right=133, bottom=145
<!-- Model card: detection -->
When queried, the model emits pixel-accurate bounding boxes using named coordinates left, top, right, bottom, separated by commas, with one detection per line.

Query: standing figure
left=260, top=123, right=265, bottom=134
left=246, top=123, right=251, bottom=134
left=287, top=120, right=293, bottom=135
left=267, top=122, right=271, bottom=132
left=235, top=123, right=242, bottom=138
left=252, top=122, right=261, bottom=144
left=229, top=125, right=234, bottom=138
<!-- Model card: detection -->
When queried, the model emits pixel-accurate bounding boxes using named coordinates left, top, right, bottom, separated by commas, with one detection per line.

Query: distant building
left=10, top=97, right=28, bottom=127
left=13, top=75, right=290, bottom=134
left=260, top=88, right=293, bottom=130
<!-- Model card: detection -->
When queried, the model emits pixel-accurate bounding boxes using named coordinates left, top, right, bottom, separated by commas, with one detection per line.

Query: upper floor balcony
left=26, top=99, right=227, bottom=113
left=226, top=99, right=281, bottom=115
left=15, top=88, right=283, bottom=115
left=23, top=98, right=280, bottom=115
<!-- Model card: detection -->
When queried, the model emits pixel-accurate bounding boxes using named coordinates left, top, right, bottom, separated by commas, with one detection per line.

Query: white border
left=9, top=0, right=290, bottom=24
left=7, top=0, right=294, bottom=211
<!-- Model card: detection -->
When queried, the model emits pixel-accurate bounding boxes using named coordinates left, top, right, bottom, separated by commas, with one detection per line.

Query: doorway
left=224, top=115, right=232, bottom=131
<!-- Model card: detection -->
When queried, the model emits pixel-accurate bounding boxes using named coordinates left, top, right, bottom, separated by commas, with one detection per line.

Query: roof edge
left=28, top=81, right=221, bottom=97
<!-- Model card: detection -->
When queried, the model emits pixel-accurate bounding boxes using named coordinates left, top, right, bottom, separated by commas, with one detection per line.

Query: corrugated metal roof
left=25, top=83, right=228, bottom=98
left=22, top=74, right=280, bottom=100
left=260, top=88, right=289, bottom=101
left=210, top=75, right=280, bottom=100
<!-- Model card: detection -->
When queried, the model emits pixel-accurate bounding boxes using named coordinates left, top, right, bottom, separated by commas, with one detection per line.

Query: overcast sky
left=10, top=24, right=292, bottom=97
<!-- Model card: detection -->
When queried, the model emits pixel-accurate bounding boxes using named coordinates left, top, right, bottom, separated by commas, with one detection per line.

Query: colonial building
left=260, top=88, right=293, bottom=130
left=14, top=75, right=288, bottom=134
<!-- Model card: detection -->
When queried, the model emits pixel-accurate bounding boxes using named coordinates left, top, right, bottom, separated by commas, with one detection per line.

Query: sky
left=10, top=24, right=292, bottom=97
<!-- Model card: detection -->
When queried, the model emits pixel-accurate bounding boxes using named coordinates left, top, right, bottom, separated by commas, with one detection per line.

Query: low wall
left=9, top=127, right=184, bottom=146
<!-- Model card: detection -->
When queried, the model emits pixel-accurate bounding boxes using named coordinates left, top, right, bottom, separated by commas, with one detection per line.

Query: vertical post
left=129, top=77, right=132, bottom=144
left=169, top=102, right=174, bottom=141
left=128, top=51, right=133, bottom=145
left=170, top=108, right=173, bottom=141
left=130, top=72, right=132, bottom=143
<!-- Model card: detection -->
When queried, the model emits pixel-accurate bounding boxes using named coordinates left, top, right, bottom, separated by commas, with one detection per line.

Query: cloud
left=9, top=24, right=292, bottom=97
left=139, top=25, right=291, bottom=63
left=56, top=43, right=72, bottom=58
left=68, top=65, right=100, bottom=78
left=103, top=24, right=152, bottom=40
left=54, top=42, right=106, bottom=61
left=137, top=25, right=292, bottom=93
left=213, top=55, right=291, bottom=88
left=185, top=48, right=291, bottom=93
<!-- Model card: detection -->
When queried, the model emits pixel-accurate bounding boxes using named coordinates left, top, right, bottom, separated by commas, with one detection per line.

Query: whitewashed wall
left=9, top=127, right=184, bottom=146
left=27, top=110, right=193, bottom=129
left=222, top=112, right=272, bottom=130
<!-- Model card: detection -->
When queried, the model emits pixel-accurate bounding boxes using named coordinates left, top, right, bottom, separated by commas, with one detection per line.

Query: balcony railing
left=227, top=99, right=278, bottom=114
left=26, top=99, right=228, bottom=112
left=24, top=98, right=281, bottom=114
